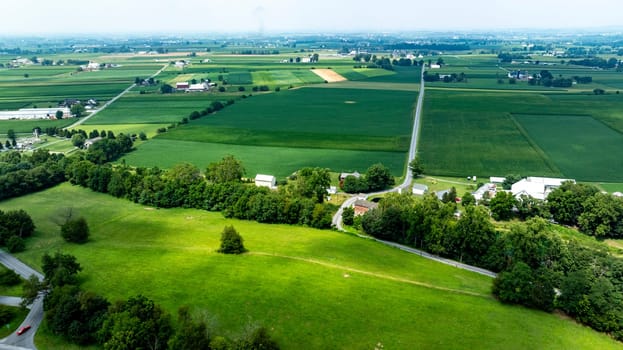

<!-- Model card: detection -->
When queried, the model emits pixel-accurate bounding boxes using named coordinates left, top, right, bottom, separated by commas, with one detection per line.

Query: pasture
left=2, top=184, right=622, bottom=349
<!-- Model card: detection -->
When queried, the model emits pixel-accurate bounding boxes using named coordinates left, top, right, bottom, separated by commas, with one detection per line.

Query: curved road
left=0, top=251, right=44, bottom=350
left=331, top=68, right=497, bottom=279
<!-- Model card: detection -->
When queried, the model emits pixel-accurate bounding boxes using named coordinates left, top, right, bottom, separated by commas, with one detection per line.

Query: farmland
left=2, top=184, right=622, bottom=350
left=418, top=53, right=623, bottom=182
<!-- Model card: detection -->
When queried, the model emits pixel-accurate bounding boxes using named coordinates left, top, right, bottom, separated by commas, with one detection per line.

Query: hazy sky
left=2, top=0, right=621, bottom=35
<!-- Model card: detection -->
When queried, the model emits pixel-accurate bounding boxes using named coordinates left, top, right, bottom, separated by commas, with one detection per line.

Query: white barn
left=0, top=107, right=71, bottom=120
left=255, top=174, right=276, bottom=189
left=412, top=183, right=429, bottom=195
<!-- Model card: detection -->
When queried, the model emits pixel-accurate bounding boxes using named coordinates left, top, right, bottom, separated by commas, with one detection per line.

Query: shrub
left=61, top=217, right=90, bottom=244
left=342, top=207, right=355, bottom=226
left=0, top=305, right=16, bottom=326
left=6, top=236, right=25, bottom=253
left=217, top=226, right=246, bottom=254
left=0, top=269, right=21, bottom=286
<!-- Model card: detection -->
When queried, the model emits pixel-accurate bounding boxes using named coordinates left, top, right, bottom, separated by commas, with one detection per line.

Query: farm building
left=176, top=82, right=190, bottom=90
left=84, top=137, right=103, bottom=149
left=473, top=183, right=496, bottom=201
left=186, top=82, right=209, bottom=92
left=255, top=174, right=277, bottom=189
left=511, top=177, right=575, bottom=200
left=339, top=171, right=361, bottom=181
left=430, top=64, right=441, bottom=69
left=0, top=107, right=71, bottom=120
left=353, top=199, right=378, bottom=216
left=489, top=177, right=506, bottom=184
left=412, top=183, right=429, bottom=195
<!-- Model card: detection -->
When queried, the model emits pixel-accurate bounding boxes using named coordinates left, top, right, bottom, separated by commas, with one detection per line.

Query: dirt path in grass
left=310, top=69, right=347, bottom=82
left=250, top=251, right=491, bottom=298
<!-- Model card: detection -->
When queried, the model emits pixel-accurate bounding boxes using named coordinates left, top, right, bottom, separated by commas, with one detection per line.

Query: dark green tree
left=342, top=207, right=355, bottom=226
left=364, top=163, right=394, bottom=192
left=61, top=217, right=90, bottom=244
left=168, top=306, right=211, bottom=350
left=206, top=155, right=245, bottom=183
left=292, top=167, right=331, bottom=203
left=218, top=226, right=246, bottom=254
left=41, top=252, right=82, bottom=287
left=99, top=295, right=173, bottom=350
left=408, top=156, right=424, bottom=177
left=70, top=104, right=86, bottom=118
left=489, top=191, right=516, bottom=221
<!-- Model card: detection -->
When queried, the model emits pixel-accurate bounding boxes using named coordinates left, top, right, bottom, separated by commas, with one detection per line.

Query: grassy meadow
left=0, top=183, right=621, bottom=349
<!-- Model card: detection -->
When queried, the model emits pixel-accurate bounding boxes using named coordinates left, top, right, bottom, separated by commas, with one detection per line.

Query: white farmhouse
left=511, top=177, right=575, bottom=200
left=255, top=174, right=277, bottom=189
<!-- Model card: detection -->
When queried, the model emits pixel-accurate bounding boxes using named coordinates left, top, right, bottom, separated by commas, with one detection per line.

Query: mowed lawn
left=514, top=115, right=623, bottom=181
left=2, top=183, right=622, bottom=350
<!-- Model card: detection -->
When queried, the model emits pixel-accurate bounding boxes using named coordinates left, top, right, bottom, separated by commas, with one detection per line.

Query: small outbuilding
left=353, top=199, right=378, bottom=216
left=255, top=174, right=277, bottom=189
left=412, top=183, right=429, bottom=196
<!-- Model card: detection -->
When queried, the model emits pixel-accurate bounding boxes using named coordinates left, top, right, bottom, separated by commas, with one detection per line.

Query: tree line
left=359, top=184, right=623, bottom=341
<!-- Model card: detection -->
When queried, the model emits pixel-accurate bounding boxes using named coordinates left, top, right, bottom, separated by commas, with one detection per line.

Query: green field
left=82, top=92, right=229, bottom=125
left=514, top=114, right=623, bottom=181
left=119, top=86, right=416, bottom=177
left=1, top=184, right=622, bottom=349
left=419, top=89, right=623, bottom=182
left=120, top=139, right=407, bottom=178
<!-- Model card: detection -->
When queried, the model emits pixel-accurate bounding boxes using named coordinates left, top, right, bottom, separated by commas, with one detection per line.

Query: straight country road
left=331, top=67, right=497, bottom=279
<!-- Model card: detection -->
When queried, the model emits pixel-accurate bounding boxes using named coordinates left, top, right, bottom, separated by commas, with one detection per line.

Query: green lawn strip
left=156, top=125, right=409, bottom=152
left=0, top=119, right=74, bottom=134
left=121, top=139, right=406, bottom=178
left=2, top=184, right=621, bottom=349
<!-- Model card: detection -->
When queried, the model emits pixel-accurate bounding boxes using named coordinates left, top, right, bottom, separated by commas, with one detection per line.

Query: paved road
left=67, top=64, right=168, bottom=128
left=0, top=251, right=44, bottom=350
left=330, top=68, right=497, bottom=279
left=332, top=67, right=425, bottom=230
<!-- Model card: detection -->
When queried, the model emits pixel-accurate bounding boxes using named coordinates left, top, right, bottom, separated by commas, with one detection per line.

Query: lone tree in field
left=61, top=217, right=90, bottom=244
left=218, top=226, right=246, bottom=254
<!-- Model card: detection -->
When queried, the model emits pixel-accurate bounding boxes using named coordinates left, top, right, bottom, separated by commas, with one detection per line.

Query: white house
left=430, top=64, right=441, bottom=69
left=412, top=183, right=429, bottom=195
left=176, top=82, right=190, bottom=90
left=255, top=174, right=277, bottom=189
left=511, top=177, right=574, bottom=200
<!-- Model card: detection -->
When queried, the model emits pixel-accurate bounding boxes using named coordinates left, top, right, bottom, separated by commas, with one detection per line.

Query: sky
left=2, top=0, right=622, bottom=35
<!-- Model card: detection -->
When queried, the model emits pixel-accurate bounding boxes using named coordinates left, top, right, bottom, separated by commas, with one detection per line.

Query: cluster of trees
left=1, top=129, right=17, bottom=150
left=230, top=49, right=280, bottom=55
left=0, top=150, right=67, bottom=201
left=65, top=157, right=335, bottom=229
left=360, top=192, right=623, bottom=339
left=568, top=57, right=620, bottom=69
left=0, top=209, right=34, bottom=253
left=527, top=70, right=574, bottom=87
left=31, top=253, right=279, bottom=349
left=340, top=164, right=395, bottom=193
left=423, top=72, right=467, bottom=83
left=497, top=53, right=531, bottom=62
